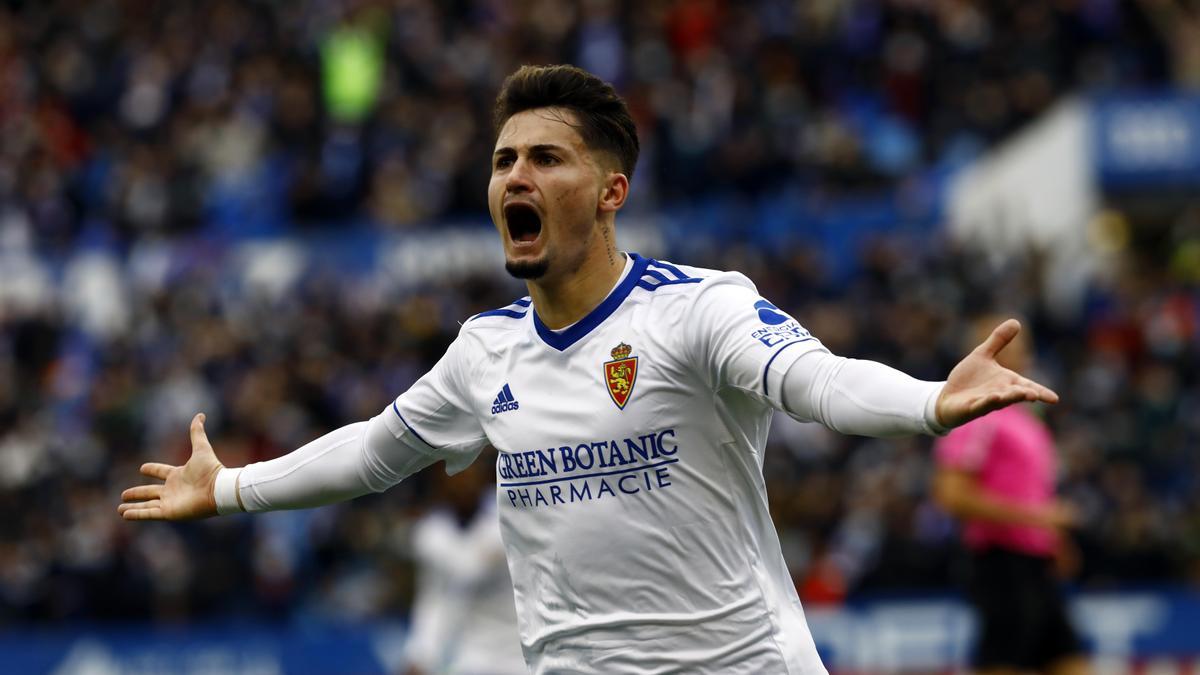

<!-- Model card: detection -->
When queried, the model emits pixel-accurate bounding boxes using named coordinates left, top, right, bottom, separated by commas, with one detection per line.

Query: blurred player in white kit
left=120, top=64, right=1059, bottom=673
left=404, top=456, right=526, bottom=675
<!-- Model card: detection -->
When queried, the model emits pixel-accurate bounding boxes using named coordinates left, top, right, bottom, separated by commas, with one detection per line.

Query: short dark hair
left=493, top=64, right=639, bottom=179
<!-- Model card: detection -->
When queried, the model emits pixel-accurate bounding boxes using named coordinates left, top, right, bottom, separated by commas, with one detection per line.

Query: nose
left=505, top=156, right=534, bottom=194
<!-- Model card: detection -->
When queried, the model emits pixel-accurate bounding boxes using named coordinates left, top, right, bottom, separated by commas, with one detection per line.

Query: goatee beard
left=505, top=258, right=550, bottom=279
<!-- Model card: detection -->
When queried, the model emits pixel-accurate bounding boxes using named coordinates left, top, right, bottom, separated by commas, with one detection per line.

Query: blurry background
left=1, top=0, right=1198, bottom=672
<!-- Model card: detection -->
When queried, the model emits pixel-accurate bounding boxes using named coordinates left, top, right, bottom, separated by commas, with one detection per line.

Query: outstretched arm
left=120, top=331, right=487, bottom=521
left=118, top=411, right=437, bottom=520
left=782, top=319, right=1058, bottom=436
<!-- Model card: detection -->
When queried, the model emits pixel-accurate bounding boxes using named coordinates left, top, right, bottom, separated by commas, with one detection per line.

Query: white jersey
left=385, top=253, right=830, bottom=674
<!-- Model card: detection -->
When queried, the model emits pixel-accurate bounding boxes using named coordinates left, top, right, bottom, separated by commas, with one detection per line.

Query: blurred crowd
left=1, top=0, right=1199, bottom=627
left=0, top=0, right=1179, bottom=248
left=3, top=227, right=1198, bottom=625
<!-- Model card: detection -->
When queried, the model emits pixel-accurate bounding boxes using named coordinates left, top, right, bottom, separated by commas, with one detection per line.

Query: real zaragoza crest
left=604, top=342, right=638, bottom=410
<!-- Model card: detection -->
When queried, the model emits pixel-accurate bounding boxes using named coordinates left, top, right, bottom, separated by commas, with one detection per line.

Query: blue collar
left=533, top=253, right=649, bottom=352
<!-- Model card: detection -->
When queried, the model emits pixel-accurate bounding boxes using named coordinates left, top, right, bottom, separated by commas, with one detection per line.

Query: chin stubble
left=505, top=257, right=550, bottom=279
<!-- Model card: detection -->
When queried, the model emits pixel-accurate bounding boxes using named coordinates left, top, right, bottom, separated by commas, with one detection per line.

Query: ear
left=598, top=172, right=629, bottom=213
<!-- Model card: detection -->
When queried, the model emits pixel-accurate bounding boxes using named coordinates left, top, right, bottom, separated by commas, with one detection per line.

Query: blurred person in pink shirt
left=934, top=316, right=1089, bottom=675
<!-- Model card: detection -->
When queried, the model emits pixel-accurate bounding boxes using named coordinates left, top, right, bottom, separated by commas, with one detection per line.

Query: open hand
left=935, top=319, right=1059, bottom=429
left=118, top=413, right=223, bottom=520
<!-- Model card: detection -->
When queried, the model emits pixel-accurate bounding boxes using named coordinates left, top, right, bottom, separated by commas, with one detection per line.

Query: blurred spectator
left=404, top=454, right=525, bottom=675
left=933, top=316, right=1089, bottom=675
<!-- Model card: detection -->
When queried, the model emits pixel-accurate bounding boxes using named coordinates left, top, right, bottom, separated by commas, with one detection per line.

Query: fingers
left=119, top=485, right=163, bottom=519
left=943, top=366, right=1061, bottom=427
left=1010, top=372, right=1059, bottom=404
left=1030, top=381, right=1059, bottom=404
left=140, top=462, right=174, bottom=480
left=118, top=499, right=159, bottom=515
left=120, top=501, right=164, bottom=520
left=976, top=318, right=1021, bottom=358
left=973, top=382, right=1055, bottom=412
left=989, top=387, right=1039, bottom=407
left=121, top=484, right=163, bottom=502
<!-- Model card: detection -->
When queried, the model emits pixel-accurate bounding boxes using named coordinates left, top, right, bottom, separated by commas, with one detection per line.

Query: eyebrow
left=493, top=143, right=570, bottom=157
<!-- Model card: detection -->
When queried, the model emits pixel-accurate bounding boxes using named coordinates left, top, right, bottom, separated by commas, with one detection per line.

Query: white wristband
left=923, top=382, right=950, bottom=436
left=213, top=467, right=244, bottom=515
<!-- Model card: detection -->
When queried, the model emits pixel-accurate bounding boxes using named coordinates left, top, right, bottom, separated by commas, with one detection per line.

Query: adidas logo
left=491, top=383, right=520, bottom=415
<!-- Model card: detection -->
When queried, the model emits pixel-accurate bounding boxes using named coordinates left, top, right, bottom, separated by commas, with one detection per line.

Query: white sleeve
left=215, top=412, right=439, bottom=514
left=780, top=350, right=948, bottom=437
left=684, top=272, right=829, bottom=408
left=213, top=332, right=489, bottom=514
left=679, top=271, right=947, bottom=437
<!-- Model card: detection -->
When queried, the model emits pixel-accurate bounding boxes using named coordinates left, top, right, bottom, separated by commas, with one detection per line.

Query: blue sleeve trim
left=761, top=338, right=816, bottom=398
left=635, top=278, right=701, bottom=291
left=469, top=296, right=532, bottom=321
left=648, top=259, right=690, bottom=280
left=470, top=309, right=528, bottom=321
left=392, top=401, right=436, bottom=449
left=641, top=269, right=673, bottom=284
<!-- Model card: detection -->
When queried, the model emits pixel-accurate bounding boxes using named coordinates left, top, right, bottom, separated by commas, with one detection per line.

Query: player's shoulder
left=465, top=296, right=532, bottom=325
left=456, top=296, right=531, bottom=349
left=629, top=254, right=759, bottom=304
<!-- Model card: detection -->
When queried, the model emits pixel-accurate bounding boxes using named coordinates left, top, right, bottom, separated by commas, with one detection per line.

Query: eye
left=534, top=153, right=560, bottom=166
left=494, top=155, right=513, bottom=169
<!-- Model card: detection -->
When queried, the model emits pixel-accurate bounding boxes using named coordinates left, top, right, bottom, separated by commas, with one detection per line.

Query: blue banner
left=4, top=590, right=1197, bottom=674
left=1093, top=93, right=1200, bottom=189
left=0, top=623, right=405, bottom=675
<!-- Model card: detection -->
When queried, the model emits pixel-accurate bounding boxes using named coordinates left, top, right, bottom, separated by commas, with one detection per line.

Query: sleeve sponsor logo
left=755, top=300, right=790, bottom=325
left=750, top=299, right=812, bottom=348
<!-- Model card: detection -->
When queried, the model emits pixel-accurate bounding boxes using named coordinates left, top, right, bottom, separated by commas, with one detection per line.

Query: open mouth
left=504, top=203, right=542, bottom=244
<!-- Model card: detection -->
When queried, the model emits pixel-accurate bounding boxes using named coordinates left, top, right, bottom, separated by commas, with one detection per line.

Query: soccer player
left=933, top=317, right=1088, bottom=675
left=119, top=65, right=1059, bottom=674
left=404, top=456, right=526, bottom=675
